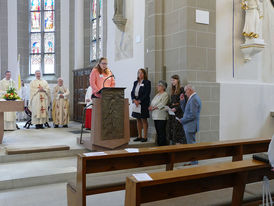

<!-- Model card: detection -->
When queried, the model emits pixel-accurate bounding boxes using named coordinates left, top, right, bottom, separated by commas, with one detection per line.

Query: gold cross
left=40, top=95, right=44, bottom=102
left=40, top=106, right=46, bottom=113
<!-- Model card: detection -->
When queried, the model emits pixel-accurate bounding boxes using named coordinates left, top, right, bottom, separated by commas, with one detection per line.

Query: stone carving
left=101, top=89, right=125, bottom=140
left=240, top=0, right=266, bottom=61
left=113, top=0, right=127, bottom=31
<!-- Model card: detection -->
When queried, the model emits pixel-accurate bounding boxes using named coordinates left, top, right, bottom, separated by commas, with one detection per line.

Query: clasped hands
left=133, top=99, right=141, bottom=107
left=38, top=86, right=45, bottom=92
left=180, top=93, right=185, bottom=101
left=148, top=106, right=158, bottom=111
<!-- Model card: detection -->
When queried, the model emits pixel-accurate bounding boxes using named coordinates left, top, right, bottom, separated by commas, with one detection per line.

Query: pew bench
left=67, top=138, right=270, bottom=206
left=125, top=160, right=274, bottom=206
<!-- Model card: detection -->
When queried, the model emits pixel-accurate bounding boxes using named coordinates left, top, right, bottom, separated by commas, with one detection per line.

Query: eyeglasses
left=101, top=63, right=108, bottom=65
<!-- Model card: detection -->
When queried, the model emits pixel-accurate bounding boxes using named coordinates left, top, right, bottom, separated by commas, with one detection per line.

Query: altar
left=0, top=100, right=24, bottom=144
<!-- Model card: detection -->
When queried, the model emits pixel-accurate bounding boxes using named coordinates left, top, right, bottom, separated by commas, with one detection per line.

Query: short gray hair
left=35, top=70, right=41, bottom=74
left=184, top=84, right=195, bottom=92
left=158, top=80, right=167, bottom=90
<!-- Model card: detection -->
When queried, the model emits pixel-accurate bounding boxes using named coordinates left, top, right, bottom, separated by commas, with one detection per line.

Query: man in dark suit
left=179, top=84, right=202, bottom=164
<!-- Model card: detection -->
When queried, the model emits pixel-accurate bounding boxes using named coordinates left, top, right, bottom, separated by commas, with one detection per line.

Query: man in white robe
left=0, top=71, right=17, bottom=130
left=52, top=78, right=70, bottom=128
left=29, top=70, right=50, bottom=129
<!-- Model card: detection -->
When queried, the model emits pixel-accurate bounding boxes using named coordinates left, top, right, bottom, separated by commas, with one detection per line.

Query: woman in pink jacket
left=89, top=57, right=115, bottom=98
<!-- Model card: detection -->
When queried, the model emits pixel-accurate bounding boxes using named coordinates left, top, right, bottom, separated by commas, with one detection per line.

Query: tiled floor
left=1, top=180, right=272, bottom=206
left=0, top=121, right=155, bottom=156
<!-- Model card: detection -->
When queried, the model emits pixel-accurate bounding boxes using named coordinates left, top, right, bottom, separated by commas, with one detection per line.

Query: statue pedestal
left=112, top=15, right=127, bottom=31
left=240, top=39, right=266, bottom=61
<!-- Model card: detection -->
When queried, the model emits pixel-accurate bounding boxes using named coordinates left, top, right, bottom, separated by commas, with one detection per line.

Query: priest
left=0, top=71, right=17, bottom=130
left=29, top=70, right=51, bottom=129
left=52, top=78, right=70, bottom=128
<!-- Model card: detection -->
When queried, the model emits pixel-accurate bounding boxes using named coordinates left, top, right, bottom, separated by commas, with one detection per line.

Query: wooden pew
left=125, top=160, right=274, bottom=206
left=67, top=138, right=270, bottom=206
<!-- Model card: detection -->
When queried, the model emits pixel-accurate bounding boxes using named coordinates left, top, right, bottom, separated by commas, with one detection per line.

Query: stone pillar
left=17, top=1, right=29, bottom=81
left=8, top=0, right=17, bottom=71
left=0, top=0, right=8, bottom=78
left=69, top=0, right=75, bottom=116
left=75, top=0, right=84, bottom=69
left=145, top=0, right=165, bottom=94
left=83, top=0, right=91, bottom=67
left=145, top=0, right=220, bottom=142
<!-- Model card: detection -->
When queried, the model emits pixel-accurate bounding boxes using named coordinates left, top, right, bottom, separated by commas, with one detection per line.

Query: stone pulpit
left=82, top=87, right=130, bottom=151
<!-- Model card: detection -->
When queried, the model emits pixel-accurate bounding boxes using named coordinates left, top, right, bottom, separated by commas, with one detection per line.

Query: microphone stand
left=96, top=74, right=115, bottom=95
left=80, top=102, right=93, bottom=144
left=102, top=74, right=114, bottom=88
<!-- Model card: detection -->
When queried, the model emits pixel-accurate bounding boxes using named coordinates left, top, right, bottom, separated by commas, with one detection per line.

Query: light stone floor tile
left=0, top=121, right=155, bottom=156
left=1, top=181, right=271, bottom=206
left=1, top=121, right=85, bottom=153
left=0, top=157, right=76, bottom=181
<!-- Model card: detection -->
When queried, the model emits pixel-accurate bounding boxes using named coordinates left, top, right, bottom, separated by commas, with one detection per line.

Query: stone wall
left=145, top=0, right=220, bottom=142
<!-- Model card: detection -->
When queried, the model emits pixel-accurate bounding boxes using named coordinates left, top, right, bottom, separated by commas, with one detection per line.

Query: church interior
left=0, top=0, right=274, bottom=205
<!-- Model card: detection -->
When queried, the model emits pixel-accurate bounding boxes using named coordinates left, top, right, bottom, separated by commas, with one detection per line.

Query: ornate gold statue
left=242, top=0, right=264, bottom=40
left=240, top=0, right=266, bottom=61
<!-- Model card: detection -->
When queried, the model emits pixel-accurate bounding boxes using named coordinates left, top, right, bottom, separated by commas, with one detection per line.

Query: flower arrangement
left=3, top=87, right=20, bottom=101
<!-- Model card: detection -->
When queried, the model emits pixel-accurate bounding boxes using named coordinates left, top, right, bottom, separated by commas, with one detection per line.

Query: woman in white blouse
left=149, top=80, right=169, bottom=146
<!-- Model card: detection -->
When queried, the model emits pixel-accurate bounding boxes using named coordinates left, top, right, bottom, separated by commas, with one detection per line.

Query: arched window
left=29, top=0, right=55, bottom=75
left=90, top=0, right=103, bottom=63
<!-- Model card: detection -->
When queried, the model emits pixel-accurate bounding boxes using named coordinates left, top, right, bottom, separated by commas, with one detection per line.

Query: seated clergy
left=52, top=78, right=70, bottom=128
left=0, top=71, right=17, bottom=130
left=29, top=70, right=51, bottom=129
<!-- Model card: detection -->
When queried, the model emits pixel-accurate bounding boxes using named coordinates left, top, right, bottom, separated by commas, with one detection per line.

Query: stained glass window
left=30, top=0, right=41, bottom=11
left=44, top=0, right=54, bottom=10
left=44, top=11, right=54, bottom=32
left=30, top=55, right=41, bottom=74
left=31, top=33, right=41, bottom=54
left=44, top=54, right=55, bottom=74
left=90, top=0, right=104, bottom=63
left=31, top=12, right=41, bottom=32
left=29, top=0, right=55, bottom=75
left=44, top=33, right=54, bottom=53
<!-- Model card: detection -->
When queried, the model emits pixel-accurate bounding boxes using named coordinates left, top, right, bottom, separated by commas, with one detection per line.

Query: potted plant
left=3, top=87, right=20, bottom=101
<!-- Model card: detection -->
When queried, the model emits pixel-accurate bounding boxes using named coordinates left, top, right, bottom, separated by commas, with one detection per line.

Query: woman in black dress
left=131, top=69, right=151, bottom=142
left=168, top=75, right=187, bottom=144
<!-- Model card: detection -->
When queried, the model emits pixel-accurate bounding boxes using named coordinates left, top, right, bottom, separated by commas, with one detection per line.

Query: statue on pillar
left=113, top=0, right=127, bottom=31
left=114, top=0, right=124, bottom=16
left=240, top=0, right=266, bottom=61
left=242, top=0, right=264, bottom=42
